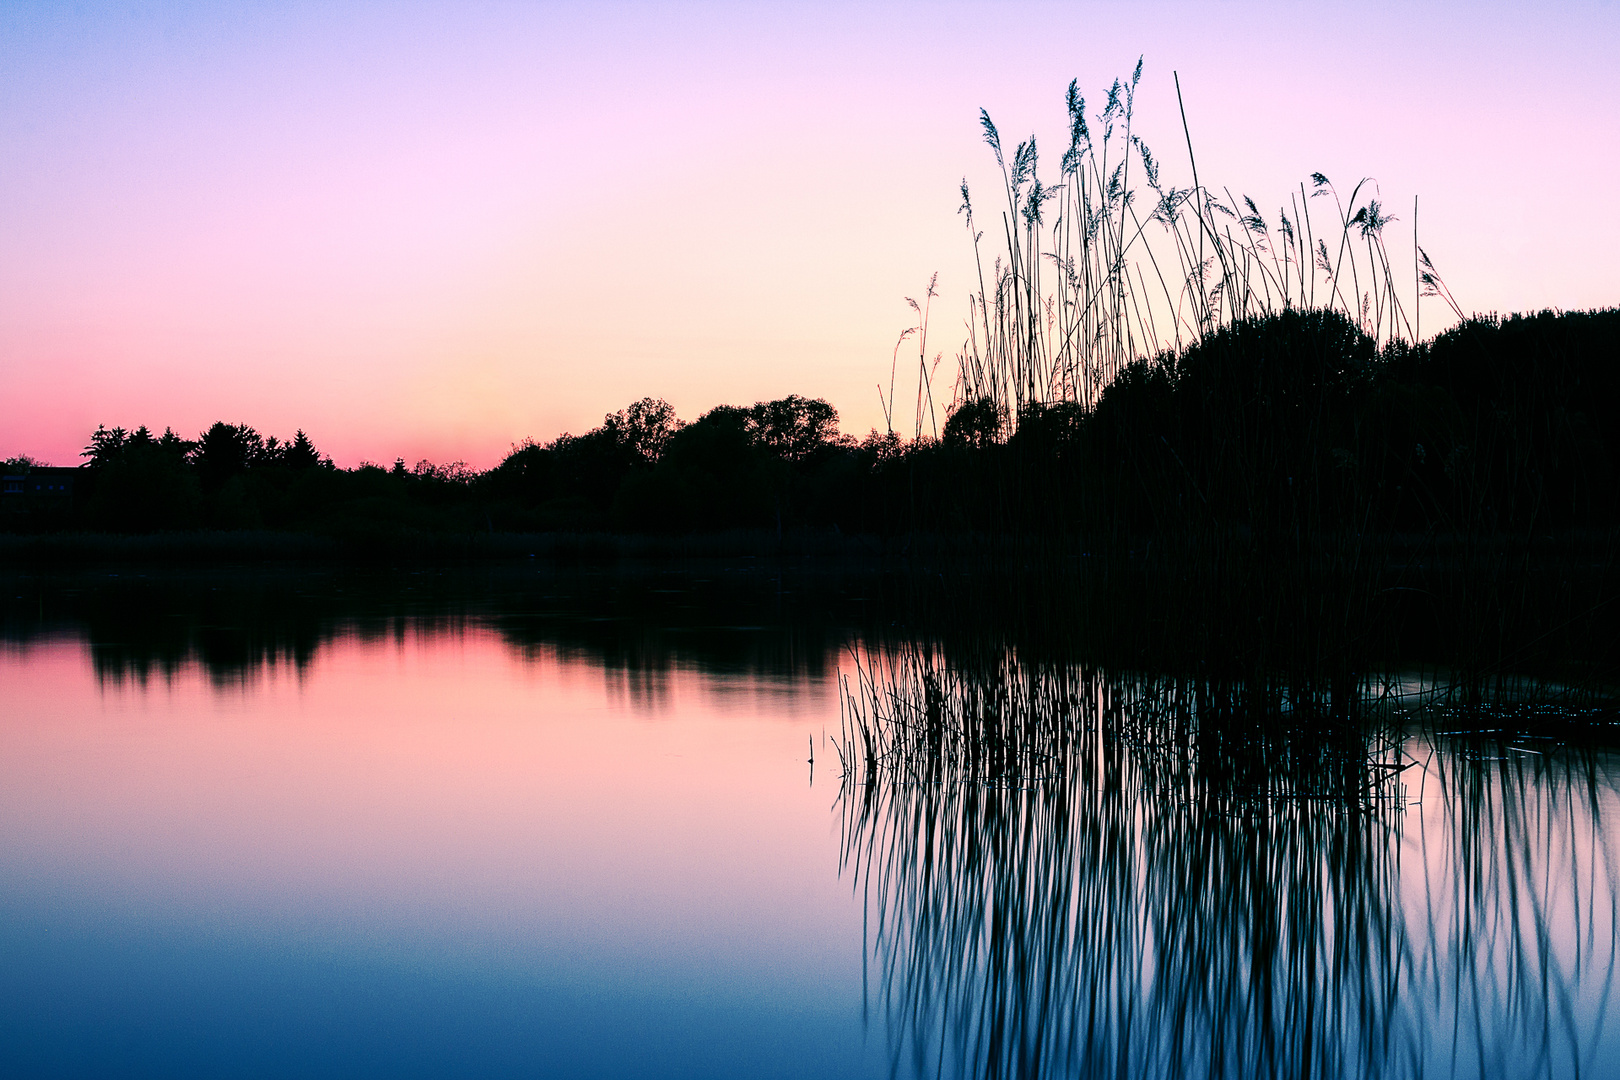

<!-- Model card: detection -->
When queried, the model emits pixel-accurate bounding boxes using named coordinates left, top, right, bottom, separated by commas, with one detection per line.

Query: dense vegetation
left=5, top=307, right=1615, bottom=543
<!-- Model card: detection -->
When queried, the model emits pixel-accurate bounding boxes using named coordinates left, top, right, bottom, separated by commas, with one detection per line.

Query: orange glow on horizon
left=3, top=3, right=1616, bottom=468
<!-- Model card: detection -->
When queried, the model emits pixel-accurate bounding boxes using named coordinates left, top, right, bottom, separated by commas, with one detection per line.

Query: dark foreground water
left=1, top=569, right=1616, bottom=1079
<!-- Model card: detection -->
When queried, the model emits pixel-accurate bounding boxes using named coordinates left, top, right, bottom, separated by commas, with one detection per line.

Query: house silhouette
left=1, top=466, right=79, bottom=513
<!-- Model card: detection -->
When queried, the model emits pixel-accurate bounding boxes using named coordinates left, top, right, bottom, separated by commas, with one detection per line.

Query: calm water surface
left=1, top=572, right=1617, bottom=1078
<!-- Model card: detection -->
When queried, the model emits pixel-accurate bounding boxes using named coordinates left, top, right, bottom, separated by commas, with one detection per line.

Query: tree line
left=4, top=307, right=1616, bottom=541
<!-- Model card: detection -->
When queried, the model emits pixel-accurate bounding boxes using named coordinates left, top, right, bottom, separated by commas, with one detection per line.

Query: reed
left=904, top=67, right=1620, bottom=695
left=948, top=61, right=1436, bottom=430
left=834, top=640, right=1405, bottom=795
left=836, top=648, right=1620, bottom=1078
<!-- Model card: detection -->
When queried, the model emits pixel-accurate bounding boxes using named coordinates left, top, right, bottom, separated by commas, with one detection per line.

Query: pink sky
left=3, top=1, right=1617, bottom=468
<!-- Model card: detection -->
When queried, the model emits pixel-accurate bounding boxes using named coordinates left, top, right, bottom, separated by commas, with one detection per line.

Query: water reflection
left=2, top=565, right=869, bottom=700
left=839, top=656, right=1620, bottom=1079
left=1409, top=737, right=1620, bottom=1077
left=0, top=596, right=868, bottom=1079
left=6, top=569, right=1618, bottom=1078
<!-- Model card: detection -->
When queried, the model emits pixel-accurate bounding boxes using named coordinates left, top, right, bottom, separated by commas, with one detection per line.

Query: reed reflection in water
left=837, top=651, right=1620, bottom=1079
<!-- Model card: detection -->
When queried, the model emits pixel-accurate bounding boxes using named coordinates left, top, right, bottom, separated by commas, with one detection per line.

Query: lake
left=1, top=567, right=1617, bottom=1078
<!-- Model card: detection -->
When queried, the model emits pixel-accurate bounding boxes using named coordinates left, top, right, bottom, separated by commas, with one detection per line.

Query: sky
left=2, top=0, right=1617, bottom=468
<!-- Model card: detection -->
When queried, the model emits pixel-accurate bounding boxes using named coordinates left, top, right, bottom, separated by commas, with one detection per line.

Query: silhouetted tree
left=748, top=395, right=841, bottom=461
left=284, top=430, right=322, bottom=470
left=80, top=424, right=201, bottom=531
left=33, top=307, right=1618, bottom=541
left=604, top=397, right=681, bottom=467
left=83, top=425, right=130, bottom=466
left=193, top=422, right=265, bottom=490
left=942, top=398, right=1005, bottom=448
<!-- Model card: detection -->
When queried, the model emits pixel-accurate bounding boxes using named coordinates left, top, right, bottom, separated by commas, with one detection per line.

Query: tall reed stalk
left=950, top=61, right=1443, bottom=427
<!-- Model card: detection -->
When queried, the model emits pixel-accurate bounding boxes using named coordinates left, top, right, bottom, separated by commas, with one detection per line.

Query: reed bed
left=935, top=60, right=1450, bottom=432
left=835, top=640, right=1407, bottom=801
left=888, top=66, right=1620, bottom=699
left=836, top=647, right=1620, bottom=1079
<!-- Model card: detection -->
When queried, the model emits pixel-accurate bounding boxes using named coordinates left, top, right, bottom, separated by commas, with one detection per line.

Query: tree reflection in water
left=836, top=650, right=1619, bottom=1079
